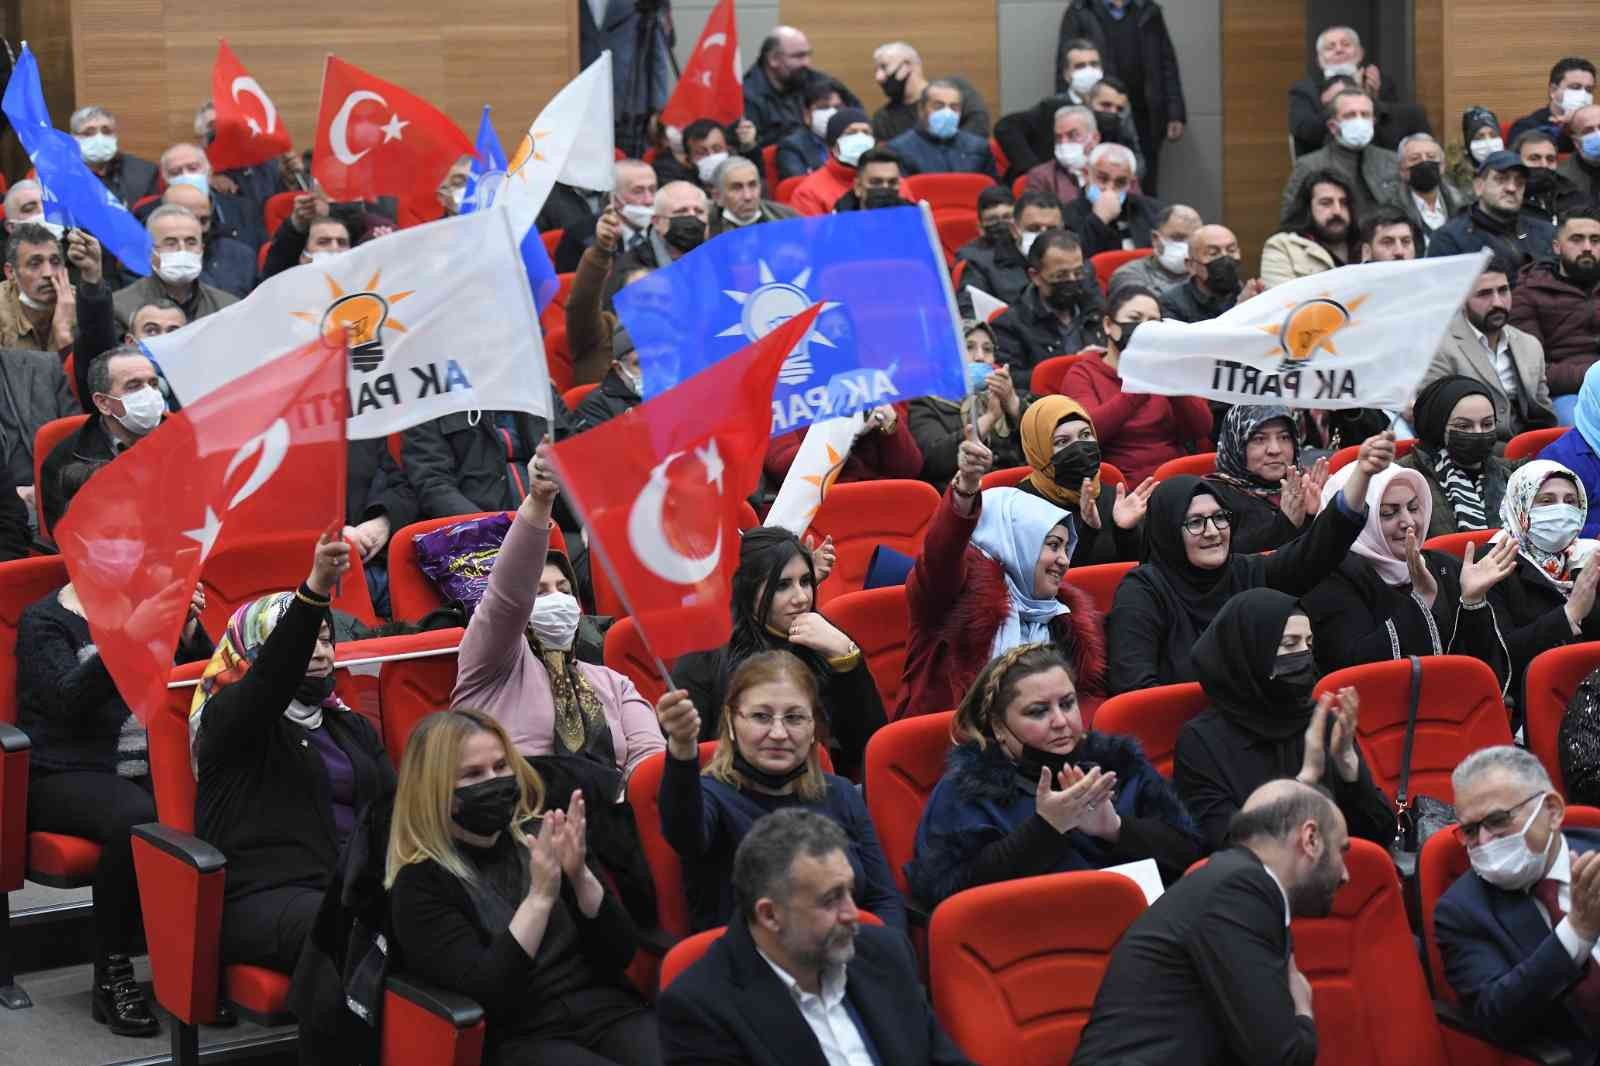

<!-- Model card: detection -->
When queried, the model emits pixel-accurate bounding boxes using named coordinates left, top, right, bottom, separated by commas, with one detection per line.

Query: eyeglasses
left=739, top=711, right=814, bottom=731
left=1452, top=792, right=1545, bottom=846
left=1180, top=511, right=1233, bottom=536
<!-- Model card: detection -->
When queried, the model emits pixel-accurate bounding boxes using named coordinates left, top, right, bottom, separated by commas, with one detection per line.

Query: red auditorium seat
left=1422, top=529, right=1495, bottom=561
left=820, top=586, right=911, bottom=712
left=1089, top=249, right=1151, bottom=295
left=1029, top=352, right=1095, bottom=396
left=538, top=272, right=576, bottom=335
left=377, top=633, right=465, bottom=767
left=386, top=513, right=566, bottom=622
left=1062, top=560, right=1135, bottom=617
left=902, top=173, right=996, bottom=214
left=760, top=144, right=780, bottom=189
left=1523, top=644, right=1600, bottom=794
left=1326, top=437, right=1415, bottom=473
left=32, top=414, right=88, bottom=540
left=807, top=480, right=941, bottom=607
left=1152, top=452, right=1217, bottom=480
left=540, top=228, right=563, bottom=259
left=1091, top=682, right=1207, bottom=772
left=602, top=616, right=674, bottom=706
left=563, top=382, right=598, bottom=411
left=198, top=531, right=378, bottom=633
left=981, top=461, right=1124, bottom=493
left=863, top=710, right=954, bottom=897
left=545, top=325, right=573, bottom=394
left=658, top=909, right=887, bottom=992
left=1504, top=427, right=1565, bottom=462
left=262, top=191, right=297, bottom=237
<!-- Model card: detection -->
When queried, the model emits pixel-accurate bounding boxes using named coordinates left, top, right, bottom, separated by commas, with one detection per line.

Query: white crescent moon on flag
left=223, top=418, right=291, bottom=511
left=701, top=32, right=727, bottom=51
left=627, top=453, right=721, bottom=585
left=230, top=76, right=278, bottom=135
left=329, top=90, right=387, bottom=165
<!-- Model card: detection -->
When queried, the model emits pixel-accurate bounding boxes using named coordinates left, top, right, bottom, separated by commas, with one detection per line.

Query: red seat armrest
left=0, top=722, right=29, bottom=894
left=382, top=973, right=486, bottom=1066
left=131, top=823, right=225, bottom=1026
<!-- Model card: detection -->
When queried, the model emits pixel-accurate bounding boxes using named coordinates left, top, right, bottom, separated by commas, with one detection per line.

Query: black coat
left=1486, top=556, right=1600, bottom=707
left=882, top=128, right=997, bottom=179
left=1426, top=206, right=1557, bottom=279
left=775, top=127, right=827, bottom=180
left=741, top=65, right=861, bottom=149
left=1054, top=0, right=1186, bottom=129
left=401, top=391, right=573, bottom=520
left=1069, top=846, right=1317, bottom=1066
left=1287, top=76, right=1431, bottom=158
left=1200, top=479, right=1305, bottom=555
left=39, top=415, right=119, bottom=533
left=907, top=396, right=1026, bottom=491
left=1062, top=192, right=1164, bottom=259
left=991, top=284, right=1106, bottom=377
left=194, top=593, right=394, bottom=905
left=346, top=439, right=417, bottom=550
left=658, top=916, right=971, bottom=1066
left=572, top=367, right=639, bottom=433
left=0, top=462, right=26, bottom=560
left=0, top=348, right=79, bottom=490
left=955, top=236, right=1031, bottom=306
left=94, top=153, right=160, bottom=209
left=1157, top=277, right=1237, bottom=323
left=201, top=235, right=258, bottom=299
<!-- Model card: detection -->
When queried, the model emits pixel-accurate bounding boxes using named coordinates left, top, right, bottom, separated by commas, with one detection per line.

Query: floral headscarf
left=1494, top=460, right=1600, bottom=592
left=1213, top=404, right=1298, bottom=498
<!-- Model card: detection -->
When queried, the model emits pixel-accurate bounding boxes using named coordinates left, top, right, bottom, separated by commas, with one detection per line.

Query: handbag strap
left=1395, top=655, right=1422, bottom=812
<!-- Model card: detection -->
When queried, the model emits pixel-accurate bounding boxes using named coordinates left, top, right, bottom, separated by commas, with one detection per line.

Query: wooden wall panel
left=781, top=0, right=1000, bottom=130
left=1412, top=0, right=1444, bottom=140
left=60, top=0, right=576, bottom=168
left=1220, top=0, right=1304, bottom=276
left=1438, top=0, right=1593, bottom=149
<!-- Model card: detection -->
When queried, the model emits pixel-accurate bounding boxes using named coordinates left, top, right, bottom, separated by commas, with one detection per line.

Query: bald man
left=1158, top=224, right=1266, bottom=323
left=742, top=25, right=862, bottom=148
left=1073, top=779, right=1347, bottom=1066
left=161, top=182, right=256, bottom=298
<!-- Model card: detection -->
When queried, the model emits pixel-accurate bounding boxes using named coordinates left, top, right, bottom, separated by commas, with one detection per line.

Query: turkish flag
left=208, top=39, right=293, bottom=172
left=658, top=0, right=744, bottom=130
left=54, top=338, right=348, bottom=724
left=548, top=305, right=823, bottom=660
left=312, top=56, right=471, bottom=221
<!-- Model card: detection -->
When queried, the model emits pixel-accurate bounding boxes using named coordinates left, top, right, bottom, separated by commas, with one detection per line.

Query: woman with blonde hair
left=386, top=708, right=659, bottom=1066
left=656, top=650, right=904, bottom=932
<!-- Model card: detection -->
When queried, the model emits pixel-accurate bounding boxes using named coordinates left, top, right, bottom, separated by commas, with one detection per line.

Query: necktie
left=1532, top=878, right=1600, bottom=1024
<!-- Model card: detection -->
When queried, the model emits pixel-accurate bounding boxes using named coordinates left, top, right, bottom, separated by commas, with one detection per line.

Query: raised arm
left=455, top=454, right=553, bottom=694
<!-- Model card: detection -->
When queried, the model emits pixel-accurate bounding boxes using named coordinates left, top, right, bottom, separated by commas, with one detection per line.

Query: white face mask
left=1054, top=141, right=1086, bottom=171
left=1019, top=230, right=1041, bottom=257
left=1527, top=503, right=1585, bottom=553
left=1069, top=66, right=1103, bottom=97
left=1157, top=237, right=1190, bottom=273
left=529, top=590, right=581, bottom=651
left=1322, top=62, right=1359, bottom=80
left=1470, top=137, right=1505, bottom=163
left=696, top=151, right=730, bottom=185
left=620, top=202, right=655, bottom=231
left=111, top=385, right=166, bottom=436
left=167, top=172, right=209, bottom=194
left=1336, top=117, right=1375, bottom=150
left=1562, top=88, right=1595, bottom=114
left=1467, top=793, right=1554, bottom=891
left=305, top=250, right=343, bottom=266
left=155, top=249, right=203, bottom=284
left=810, top=107, right=838, bottom=140
left=78, top=133, right=118, bottom=165
left=836, top=132, right=875, bottom=167
left=16, top=215, right=64, bottom=240
left=16, top=289, right=52, bottom=311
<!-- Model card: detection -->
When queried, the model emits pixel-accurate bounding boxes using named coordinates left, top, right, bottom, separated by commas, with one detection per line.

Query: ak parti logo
left=1259, top=290, right=1369, bottom=371
left=292, top=269, right=415, bottom=373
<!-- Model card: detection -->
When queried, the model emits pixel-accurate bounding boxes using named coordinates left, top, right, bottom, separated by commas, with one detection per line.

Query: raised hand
left=1034, top=764, right=1118, bottom=836
left=66, top=230, right=102, bottom=285
left=1112, top=477, right=1158, bottom=530
left=548, top=789, right=588, bottom=881
left=1569, top=851, right=1600, bottom=940
left=49, top=271, right=76, bottom=351
left=1404, top=529, right=1439, bottom=611
left=1327, top=686, right=1361, bottom=783
left=787, top=612, right=854, bottom=659
left=1297, top=693, right=1334, bottom=785
left=1279, top=466, right=1308, bottom=526
left=1459, top=537, right=1519, bottom=605
left=1566, top=560, right=1600, bottom=634
left=803, top=533, right=836, bottom=584
left=655, top=689, right=701, bottom=760
left=1078, top=477, right=1103, bottom=530
left=595, top=207, right=622, bottom=253
left=985, top=365, right=1021, bottom=421
left=525, top=812, right=563, bottom=902
left=307, top=531, right=351, bottom=597
left=1301, top=457, right=1330, bottom=516
left=954, top=425, right=993, bottom=507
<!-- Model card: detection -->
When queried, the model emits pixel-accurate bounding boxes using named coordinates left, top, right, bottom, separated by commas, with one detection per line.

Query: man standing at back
left=1071, top=779, right=1348, bottom=1066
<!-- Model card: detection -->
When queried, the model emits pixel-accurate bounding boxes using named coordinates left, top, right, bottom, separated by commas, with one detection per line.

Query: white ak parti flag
left=1119, top=251, right=1489, bottom=410
left=144, top=208, right=551, bottom=440
left=497, top=53, right=615, bottom=235
left=764, top=413, right=863, bottom=535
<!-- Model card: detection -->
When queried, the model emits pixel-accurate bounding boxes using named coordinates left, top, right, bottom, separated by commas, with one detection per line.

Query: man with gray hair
left=869, top=41, right=990, bottom=144
left=708, top=157, right=798, bottom=236
left=1072, top=778, right=1344, bottom=1065
left=1020, top=105, right=1100, bottom=205
left=1287, top=27, right=1429, bottom=158
left=612, top=181, right=709, bottom=276
left=1396, top=132, right=1469, bottom=247
left=112, top=205, right=237, bottom=334
left=1111, top=203, right=1202, bottom=294
left=1062, top=142, right=1163, bottom=258
left=885, top=79, right=997, bottom=178
left=69, top=105, right=159, bottom=208
left=658, top=809, right=970, bottom=1065
left=151, top=142, right=265, bottom=250
left=1436, top=745, right=1600, bottom=1064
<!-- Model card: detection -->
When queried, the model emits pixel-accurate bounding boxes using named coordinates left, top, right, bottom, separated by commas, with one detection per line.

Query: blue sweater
left=659, top=753, right=906, bottom=932
left=1537, top=429, right=1600, bottom=538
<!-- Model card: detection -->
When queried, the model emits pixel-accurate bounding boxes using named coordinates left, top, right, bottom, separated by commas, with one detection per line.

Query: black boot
left=91, top=954, right=160, bottom=1037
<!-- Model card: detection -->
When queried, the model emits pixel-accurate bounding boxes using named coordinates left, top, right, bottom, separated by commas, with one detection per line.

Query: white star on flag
left=183, top=506, right=225, bottom=562
left=381, top=113, right=409, bottom=142
left=246, top=117, right=262, bottom=136
left=696, top=440, right=725, bottom=492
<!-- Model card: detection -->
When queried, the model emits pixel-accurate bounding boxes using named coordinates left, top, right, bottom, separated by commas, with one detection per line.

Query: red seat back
left=1421, top=529, right=1495, bottom=561
left=386, top=513, right=565, bottom=622
left=1152, top=452, right=1217, bottom=481
left=0, top=556, right=69, bottom=727
left=1504, top=426, right=1566, bottom=462
left=602, top=616, right=674, bottom=706
left=562, top=382, right=598, bottom=411
left=929, top=870, right=1147, bottom=1064
left=262, top=191, right=297, bottom=237
left=33, top=414, right=89, bottom=537
left=901, top=173, right=996, bottom=214
left=544, top=325, right=573, bottom=394
left=982, top=461, right=1124, bottom=493
left=540, top=228, right=563, bottom=259
left=198, top=531, right=377, bottom=633
left=1089, top=249, right=1151, bottom=296
left=1524, top=643, right=1600, bottom=795
left=1313, top=655, right=1511, bottom=804
left=377, top=636, right=465, bottom=767
left=934, top=211, right=978, bottom=266
left=863, top=710, right=953, bottom=895
left=1326, top=437, right=1415, bottom=474
left=1091, top=682, right=1206, bottom=773
left=808, top=480, right=941, bottom=607
left=1029, top=353, right=1094, bottom=396
left=759, top=144, right=780, bottom=189
left=659, top=910, right=886, bottom=992
left=989, top=138, right=1010, bottom=178
left=628, top=743, right=717, bottom=939
left=820, top=586, right=910, bottom=712
left=538, top=272, right=577, bottom=334
left=1062, top=560, right=1135, bottom=617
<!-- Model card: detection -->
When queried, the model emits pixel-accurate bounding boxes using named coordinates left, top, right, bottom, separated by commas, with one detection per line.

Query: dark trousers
left=220, top=886, right=321, bottom=974
left=27, top=771, right=154, bottom=955
left=1134, top=107, right=1163, bottom=197
left=492, top=987, right=660, bottom=1066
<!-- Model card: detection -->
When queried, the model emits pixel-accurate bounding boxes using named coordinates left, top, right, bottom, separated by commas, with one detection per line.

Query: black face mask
left=1043, top=279, right=1082, bottom=313
left=1407, top=160, right=1442, bottom=193
left=1526, top=167, right=1559, bottom=197
left=663, top=215, right=706, bottom=253
left=1111, top=318, right=1142, bottom=351
left=863, top=187, right=903, bottom=210
left=1051, top=440, right=1102, bottom=488
left=1265, top=649, right=1318, bottom=706
left=1446, top=428, right=1498, bottom=466
left=732, top=746, right=811, bottom=790
left=296, top=674, right=335, bottom=707
left=1203, top=254, right=1241, bottom=295
left=1093, top=111, right=1122, bottom=138
left=453, top=775, right=521, bottom=836
left=1015, top=740, right=1076, bottom=784
left=881, top=67, right=909, bottom=102
left=983, top=221, right=1014, bottom=245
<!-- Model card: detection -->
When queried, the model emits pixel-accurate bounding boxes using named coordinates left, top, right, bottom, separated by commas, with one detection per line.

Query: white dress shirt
left=1532, top=837, right=1600, bottom=965
left=1412, top=190, right=1447, bottom=232
left=757, top=948, right=875, bottom=1066
left=1468, top=320, right=1522, bottom=401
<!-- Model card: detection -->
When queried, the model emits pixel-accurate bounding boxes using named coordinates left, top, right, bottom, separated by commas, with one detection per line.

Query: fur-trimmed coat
left=905, top=733, right=1200, bottom=909
left=895, top=488, right=1108, bottom=721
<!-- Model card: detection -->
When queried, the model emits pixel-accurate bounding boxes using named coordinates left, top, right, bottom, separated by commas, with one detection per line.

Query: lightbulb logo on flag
left=716, top=261, right=841, bottom=386
left=290, top=270, right=415, bottom=374
left=1260, top=292, right=1370, bottom=371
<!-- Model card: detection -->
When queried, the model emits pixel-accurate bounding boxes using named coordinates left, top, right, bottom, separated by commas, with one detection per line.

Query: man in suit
left=1395, top=133, right=1470, bottom=252
left=1071, top=779, right=1348, bottom=1066
left=659, top=809, right=971, bottom=1066
left=1281, top=88, right=1400, bottom=229
left=1419, top=258, right=1557, bottom=440
left=1435, top=746, right=1600, bottom=1066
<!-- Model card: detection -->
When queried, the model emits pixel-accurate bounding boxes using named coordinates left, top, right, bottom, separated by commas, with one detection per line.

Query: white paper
left=1104, top=857, right=1164, bottom=905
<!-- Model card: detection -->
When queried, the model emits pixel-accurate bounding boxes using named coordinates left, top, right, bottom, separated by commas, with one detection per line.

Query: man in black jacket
left=401, top=386, right=575, bottom=521
left=991, top=229, right=1104, bottom=375
left=69, top=105, right=159, bottom=209
left=742, top=28, right=860, bottom=149
left=1061, top=142, right=1162, bottom=257
left=956, top=187, right=1030, bottom=306
left=1287, top=27, right=1430, bottom=158
left=884, top=81, right=997, bottom=179
left=1507, top=56, right=1596, bottom=157
left=1071, top=779, right=1345, bottom=1066
left=1427, top=152, right=1557, bottom=278
left=1159, top=223, right=1264, bottom=323
left=659, top=809, right=971, bottom=1066
left=574, top=328, right=642, bottom=433
left=0, top=345, right=78, bottom=520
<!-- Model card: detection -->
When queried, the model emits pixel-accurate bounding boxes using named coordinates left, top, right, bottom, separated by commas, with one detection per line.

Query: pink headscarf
left=1321, top=464, right=1434, bottom=587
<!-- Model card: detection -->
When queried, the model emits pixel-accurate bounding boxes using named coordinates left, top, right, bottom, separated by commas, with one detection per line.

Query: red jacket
left=895, top=488, right=1107, bottom=722
left=763, top=403, right=924, bottom=484
left=789, top=156, right=855, bottom=217
left=1059, top=354, right=1213, bottom=483
left=1507, top=259, right=1600, bottom=396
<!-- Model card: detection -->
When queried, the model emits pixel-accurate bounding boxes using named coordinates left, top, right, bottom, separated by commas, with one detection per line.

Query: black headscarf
left=1192, top=588, right=1313, bottom=741
left=1412, top=374, right=1494, bottom=452
left=1138, top=475, right=1243, bottom=628
left=1213, top=404, right=1298, bottom=497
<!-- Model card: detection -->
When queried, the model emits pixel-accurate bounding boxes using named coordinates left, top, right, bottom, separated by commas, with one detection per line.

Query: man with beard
left=1509, top=209, right=1600, bottom=420
left=658, top=809, right=969, bottom=1066
left=1422, top=257, right=1557, bottom=439
left=1261, top=171, right=1357, bottom=287
left=742, top=27, right=862, bottom=149
left=1070, top=780, right=1347, bottom=1066
left=1159, top=223, right=1265, bottom=324
left=1428, top=152, right=1557, bottom=276
left=1518, top=130, right=1587, bottom=225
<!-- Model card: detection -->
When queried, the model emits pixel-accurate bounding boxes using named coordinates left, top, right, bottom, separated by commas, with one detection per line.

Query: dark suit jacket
left=1435, top=828, right=1600, bottom=1066
left=1071, top=846, right=1318, bottom=1066
left=658, top=918, right=971, bottom=1066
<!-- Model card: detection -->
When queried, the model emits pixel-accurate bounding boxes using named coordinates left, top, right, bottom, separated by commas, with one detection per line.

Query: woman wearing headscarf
left=1299, top=463, right=1516, bottom=677
left=896, top=432, right=1107, bottom=720
left=1485, top=460, right=1600, bottom=700
left=1451, top=106, right=1503, bottom=190
left=1536, top=362, right=1600, bottom=539
left=192, top=535, right=395, bottom=975
left=1013, top=394, right=1156, bottom=566
left=1203, top=404, right=1330, bottom=554
left=1174, top=589, right=1395, bottom=852
left=671, top=527, right=883, bottom=780
left=1399, top=375, right=1517, bottom=538
left=1106, top=431, right=1396, bottom=695
left=910, top=319, right=1027, bottom=491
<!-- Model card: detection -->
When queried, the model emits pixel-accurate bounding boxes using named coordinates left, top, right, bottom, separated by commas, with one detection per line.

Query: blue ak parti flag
left=460, top=105, right=557, bottom=313
left=614, top=206, right=967, bottom=436
left=2, top=43, right=153, bottom=276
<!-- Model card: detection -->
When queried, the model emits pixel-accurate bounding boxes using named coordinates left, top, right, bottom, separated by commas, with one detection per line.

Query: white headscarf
left=970, top=488, right=1077, bottom=656
left=1492, top=459, right=1600, bottom=592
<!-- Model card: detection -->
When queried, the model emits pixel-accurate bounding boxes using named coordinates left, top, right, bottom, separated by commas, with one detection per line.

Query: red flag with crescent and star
left=658, top=0, right=743, bottom=130
left=208, top=39, right=294, bottom=172
left=547, top=304, right=822, bottom=661
left=54, top=338, right=348, bottom=724
left=312, top=56, right=472, bottom=222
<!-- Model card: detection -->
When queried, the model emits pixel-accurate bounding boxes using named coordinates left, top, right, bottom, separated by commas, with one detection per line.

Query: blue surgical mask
left=168, top=172, right=210, bottom=194
left=926, top=108, right=960, bottom=140
left=1085, top=184, right=1126, bottom=208
left=1581, top=131, right=1600, bottom=162
left=966, top=360, right=993, bottom=392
